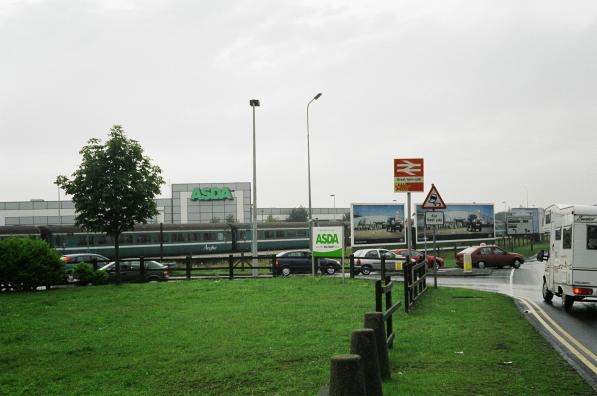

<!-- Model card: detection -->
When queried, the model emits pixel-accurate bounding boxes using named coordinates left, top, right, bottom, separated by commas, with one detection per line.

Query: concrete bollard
left=364, top=312, right=391, bottom=380
left=329, top=354, right=366, bottom=396
left=350, top=329, right=383, bottom=396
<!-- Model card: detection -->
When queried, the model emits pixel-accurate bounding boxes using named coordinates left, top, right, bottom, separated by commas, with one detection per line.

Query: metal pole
left=57, top=185, right=61, bottom=224
left=433, top=224, right=438, bottom=288
left=330, top=194, right=336, bottom=221
left=307, top=93, right=322, bottom=276
left=406, top=192, right=412, bottom=252
left=250, top=100, right=260, bottom=277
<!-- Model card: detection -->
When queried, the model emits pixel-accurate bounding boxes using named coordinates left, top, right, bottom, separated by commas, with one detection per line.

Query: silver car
left=353, top=249, right=406, bottom=275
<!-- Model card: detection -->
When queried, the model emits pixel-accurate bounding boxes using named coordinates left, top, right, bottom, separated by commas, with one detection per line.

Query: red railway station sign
left=394, top=158, right=424, bottom=192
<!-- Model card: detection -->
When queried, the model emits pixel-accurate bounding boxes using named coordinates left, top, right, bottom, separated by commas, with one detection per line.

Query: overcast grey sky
left=1, top=0, right=596, bottom=211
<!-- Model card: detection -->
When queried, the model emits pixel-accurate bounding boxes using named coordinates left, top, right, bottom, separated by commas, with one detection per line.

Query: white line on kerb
left=508, top=268, right=515, bottom=296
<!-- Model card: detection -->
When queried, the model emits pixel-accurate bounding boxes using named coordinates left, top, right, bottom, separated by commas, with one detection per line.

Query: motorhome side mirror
left=537, top=250, right=544, bottom=262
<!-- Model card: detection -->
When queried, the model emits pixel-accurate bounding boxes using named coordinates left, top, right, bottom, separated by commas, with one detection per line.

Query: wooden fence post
left=139, top=256, right=145, bottom=282
left=228, top=254, right=234, bottom=280
left=185, top=256, right=191, bottom=280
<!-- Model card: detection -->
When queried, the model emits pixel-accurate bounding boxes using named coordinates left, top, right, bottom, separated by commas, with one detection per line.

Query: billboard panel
left=510, top=208, right=544, bottom=234
left=312, top=226, right=344, bottom=257
left=416, top=203, right=495, bottom=243
left=506, top=215, right=533, bottom=235
left=351, top=203, right=406, bottom=247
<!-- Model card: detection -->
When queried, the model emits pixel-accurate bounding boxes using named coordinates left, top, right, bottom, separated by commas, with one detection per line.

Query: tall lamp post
left=250, top=99, right=260, bottom=277
left=330, top=194, right=336, bottom=221
left=307, top=92, right=322, bottom=276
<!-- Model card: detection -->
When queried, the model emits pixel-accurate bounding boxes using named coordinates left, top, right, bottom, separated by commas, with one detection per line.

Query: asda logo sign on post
left=312, top=226, right=344, bottom=258
left=190, top=187, right=234, bottom=201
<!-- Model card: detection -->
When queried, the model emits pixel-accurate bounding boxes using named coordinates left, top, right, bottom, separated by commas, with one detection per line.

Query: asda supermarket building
left=0, top=182, right=347, bottom=226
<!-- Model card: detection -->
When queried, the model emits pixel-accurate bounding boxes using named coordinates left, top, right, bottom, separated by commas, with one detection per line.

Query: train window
left=150, top=233, right=160, bottom=244
left=121, top=234, right=133, bottom=245
left=285, top=230, right=296, bottom=238
left=202, top=232, right=214, bottom=242
left=217, top=232, right=224, bottom=241
left=296, top=230, right=307, bottom=237
left=172, top=233, right=186, bottom=242
left=136, top=234, right=149, bottom=244
left=188, top=233, right=199, bottom=242
left=96, top=235, right=108, bottom=245
left=53, top=235, right=65, bottom=247
left=264, top=231, right=274, bottom=239
left=276, top=231, right=285, bottom=238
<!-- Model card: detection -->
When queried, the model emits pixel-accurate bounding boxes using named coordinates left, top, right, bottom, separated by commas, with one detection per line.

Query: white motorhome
left=538, top=204, right=597, bottom=312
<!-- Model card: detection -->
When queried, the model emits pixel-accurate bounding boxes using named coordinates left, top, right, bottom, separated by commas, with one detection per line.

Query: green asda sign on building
left=312, top=226, right=344, bottom=258
left=190, top=187, right=234, bottom=201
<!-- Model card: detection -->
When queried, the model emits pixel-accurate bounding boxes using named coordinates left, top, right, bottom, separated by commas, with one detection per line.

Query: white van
left=538, top=204, right=597, bottom=312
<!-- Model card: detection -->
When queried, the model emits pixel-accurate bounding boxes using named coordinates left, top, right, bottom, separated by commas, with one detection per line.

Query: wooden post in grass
left=271, top=255, right=276, bottom=278
left=363, top=312, right=391, bottom=380
left=186, top=256, right=191, bottom=280
left=228, top=254, right=234, bottom=280
left=349, top=254, right=355, bottom=279
left=350, top=329, right=382, bottom=396
left=139, top=256, right=145, bottom=282
left=329, top=354, right=366, bottom=396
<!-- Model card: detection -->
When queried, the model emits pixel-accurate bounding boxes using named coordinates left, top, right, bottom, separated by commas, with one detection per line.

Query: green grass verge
left=0, top=278, right=591, bottom=395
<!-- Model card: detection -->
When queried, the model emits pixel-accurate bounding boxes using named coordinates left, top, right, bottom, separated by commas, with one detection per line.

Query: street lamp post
left=307, top=93, right=322, bottom=276
left=250, top=99, right=260, bottom=277
left=330, top=194, right=336, bottom=221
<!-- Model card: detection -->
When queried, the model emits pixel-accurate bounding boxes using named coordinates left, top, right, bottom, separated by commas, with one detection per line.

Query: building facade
left=0, top=182, right=348, bottom=226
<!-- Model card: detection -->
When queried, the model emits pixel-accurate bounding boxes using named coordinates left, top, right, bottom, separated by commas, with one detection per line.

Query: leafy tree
left=287, top=206, right=308, bottom=222
left=55, top=125, right=164, bottom=282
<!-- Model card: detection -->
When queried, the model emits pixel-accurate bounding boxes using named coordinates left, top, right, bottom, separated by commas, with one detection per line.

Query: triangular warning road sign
left=422, top=184, right=447, bottom=209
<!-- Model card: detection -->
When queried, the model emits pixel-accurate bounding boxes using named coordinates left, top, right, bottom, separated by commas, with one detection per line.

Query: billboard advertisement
left=510, top=208, right=544, bottom=234
left=351, top=203, right=406, bottom=247
left=506, top=215, right=533, bottom=235
left=416, top=203, right=495, bottom=243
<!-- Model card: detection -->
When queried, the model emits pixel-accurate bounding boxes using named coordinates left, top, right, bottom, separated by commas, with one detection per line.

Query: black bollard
left=350, top=329, right=383, bottom=396
left=329, top=354, right=366, bottom=396
left=363, top=312, right=391, bottom=380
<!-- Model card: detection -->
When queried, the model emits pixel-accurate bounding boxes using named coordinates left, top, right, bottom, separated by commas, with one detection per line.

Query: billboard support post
left=432, top=222, right=438, bottom=288
left=407, top=192, right=412, bottom=255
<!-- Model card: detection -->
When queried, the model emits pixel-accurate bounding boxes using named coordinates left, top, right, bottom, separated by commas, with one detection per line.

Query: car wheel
left=512, top=259, right=522, bottom=269
left=361, top=265, right=372, bottom=276
left=562, top=294, right=574, bottom=312
left=477, top=261, right=486, bottom=269
left=542, top=279, right=553, bottom=303
left=325, top=266, right=336, bottom=275
left=281, top=267, right=291, bottom=277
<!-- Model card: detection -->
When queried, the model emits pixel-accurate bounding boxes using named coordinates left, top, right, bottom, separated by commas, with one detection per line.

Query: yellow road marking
left=520, top=298, right=597, bottom=375
left=526, top=299, right=597, bottom=362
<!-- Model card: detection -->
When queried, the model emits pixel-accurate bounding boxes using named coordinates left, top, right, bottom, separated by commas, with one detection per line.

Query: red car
left=455, top=245, right=523, bottom=269
left=392, top=249, right=445, bottom=268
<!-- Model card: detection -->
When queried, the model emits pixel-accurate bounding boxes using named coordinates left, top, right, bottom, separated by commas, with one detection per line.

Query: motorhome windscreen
left=563, top=227, right=572, bottom=249
left=587, top=225, right=597, bottom=250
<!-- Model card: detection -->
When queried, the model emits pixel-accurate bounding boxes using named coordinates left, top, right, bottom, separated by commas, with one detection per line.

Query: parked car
left=99, top=260, right=170, bottom=282
left=275, top=250, right=342, bottom=276
left=392, top=248, right=445, bottom=268
left=455, top=245, right=524, bottom=269
left=60, top=253, right=110, bottom=272
left=353, top=249, right=407, bottom=275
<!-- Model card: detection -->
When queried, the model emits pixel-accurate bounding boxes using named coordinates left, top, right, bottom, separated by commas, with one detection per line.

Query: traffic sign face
left=394, top=158, right=424, bottom=192
left=421, top=184, right=446, bottom=209
left=425, top=211, right=444, bottom=225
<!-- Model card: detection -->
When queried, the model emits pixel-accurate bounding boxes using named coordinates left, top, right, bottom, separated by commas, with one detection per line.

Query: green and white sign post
left=312, top=226, right=345, bottom=280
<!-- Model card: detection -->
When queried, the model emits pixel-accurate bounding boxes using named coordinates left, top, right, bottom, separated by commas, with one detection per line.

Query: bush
left=73, top=262, right=107, bottom=285
left=0, top=237, right=64, bottom=291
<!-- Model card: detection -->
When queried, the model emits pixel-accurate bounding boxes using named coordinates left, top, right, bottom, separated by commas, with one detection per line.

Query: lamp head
left=249, top=99, right=260, bottom=107
left=314, top=93, right=322, bottom=100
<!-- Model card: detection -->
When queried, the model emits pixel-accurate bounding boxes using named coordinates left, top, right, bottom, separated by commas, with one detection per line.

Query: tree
left=287, top=206, right=308, bottom=222
left=56, top=125, right=164, bottom=282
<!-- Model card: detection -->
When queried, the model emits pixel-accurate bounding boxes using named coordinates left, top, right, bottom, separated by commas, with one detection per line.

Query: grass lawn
left=1, top=278, right=592, bottom=395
